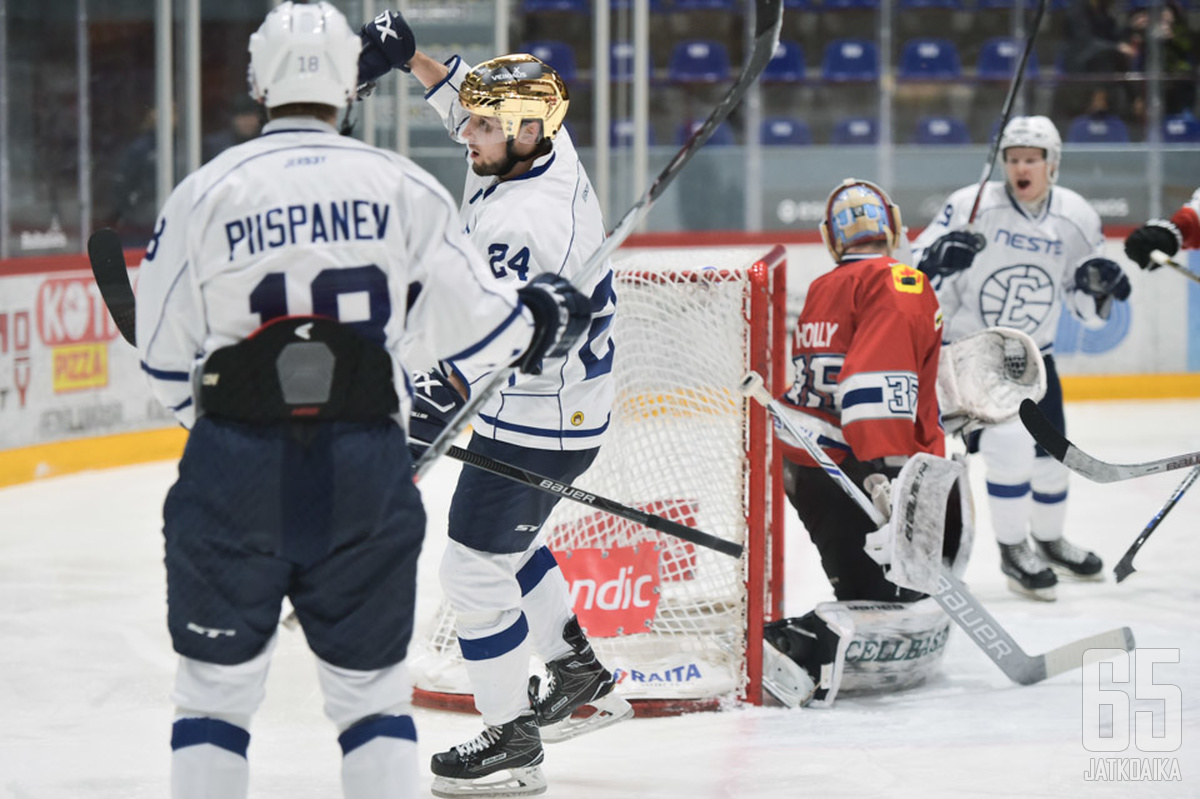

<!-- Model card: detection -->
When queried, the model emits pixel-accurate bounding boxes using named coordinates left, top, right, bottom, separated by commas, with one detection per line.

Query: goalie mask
left=459, top=54, right=570, bottom=142
left=820, top=179, right=902, bottom=262
left=999, top=115, right=1061, bottom=186
left=248, top=1, right=359, bottom=109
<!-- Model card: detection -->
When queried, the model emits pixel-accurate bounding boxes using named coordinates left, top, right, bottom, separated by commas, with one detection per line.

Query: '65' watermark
left=1082, top=648, right=1182, bottom=783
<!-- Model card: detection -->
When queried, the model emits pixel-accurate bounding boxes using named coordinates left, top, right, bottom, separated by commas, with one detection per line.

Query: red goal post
left=410, top=244, right=789, bottom=715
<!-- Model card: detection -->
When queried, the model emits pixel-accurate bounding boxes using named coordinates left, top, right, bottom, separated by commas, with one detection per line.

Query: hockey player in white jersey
left=359, top=10, right=627, bottom=797
left=912, top=115, right=1131, bottom=600
left=134, top=4, right=589, bottom=797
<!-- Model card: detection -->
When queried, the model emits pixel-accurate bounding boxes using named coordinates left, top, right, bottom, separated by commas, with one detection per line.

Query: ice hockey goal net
left=410, top=244, right=788, bottom=715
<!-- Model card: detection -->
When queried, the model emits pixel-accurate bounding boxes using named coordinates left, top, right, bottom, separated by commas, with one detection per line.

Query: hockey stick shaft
left=1019, top=398, right=1200, bottom=482
left=446, top=444, right=743, bottom=558
left=966, top=0, right=1049, bottom=225
left=1113, top=464, right=1200, bottom=583
left=740, top=371, right=1134, bottom=684
left=85, top=226, right=739, bottom=560
left=411, top=0, right=784, bottom=480
left=88, top=228, right=138, bottom=346
left=1151, top=249, right=1200, bottom=285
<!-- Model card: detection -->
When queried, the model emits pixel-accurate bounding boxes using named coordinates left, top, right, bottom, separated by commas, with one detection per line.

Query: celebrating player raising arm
left=1124, top=187, right=1200, bottom=272
left=135, top=4, right=587, bottom=797
left=912, top=116, right=1131, bottom=600
left=359, top=11, right=626, bottom=797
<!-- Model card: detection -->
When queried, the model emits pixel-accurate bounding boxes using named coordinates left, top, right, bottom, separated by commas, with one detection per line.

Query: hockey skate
left=528, top=617, right=633, bottom=743
left=1034, top=537, right=1104, bottom=580
left=430, top=713, right=546, bottom=798
left=999, top=541, right=1057, bottom=601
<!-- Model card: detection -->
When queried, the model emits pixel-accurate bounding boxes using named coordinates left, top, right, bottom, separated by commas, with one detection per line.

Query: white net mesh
left=411, top=247, right=782, bottom=709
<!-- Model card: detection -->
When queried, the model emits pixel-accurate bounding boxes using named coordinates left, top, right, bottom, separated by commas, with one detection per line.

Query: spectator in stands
left=1058, top=0, right=1138, bottom=120
left=1122, top=0, right=1196, bottom=116
left=107, top=105, right=169, bottom=248
left=202, top=94, right=263, bottom=163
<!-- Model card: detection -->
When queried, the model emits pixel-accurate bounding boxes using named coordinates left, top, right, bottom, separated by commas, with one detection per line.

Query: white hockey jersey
left=136, top=117, right=536, bottom=429
left=911, top=182, right=1109, bottom=352
left=423, top=55, right=616, bottom=451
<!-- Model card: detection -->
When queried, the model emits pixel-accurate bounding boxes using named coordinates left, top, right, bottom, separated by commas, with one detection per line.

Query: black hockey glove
left=357, top=10, right=416, bottom=97
left=1123, top=219, right=1182, bottom=270
left=408, top=368, right=465, bottom=461
left=514, top=273, right=591, bottom=376
left=917, top=230, right=986, bottom=278
left=1075, top=257, right=1132, bottom=320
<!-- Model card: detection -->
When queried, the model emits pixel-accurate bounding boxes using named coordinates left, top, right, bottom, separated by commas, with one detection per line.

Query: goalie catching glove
left=937, top=326, right=1046, bottom=435
left=514, top=273, right=591, bottom=375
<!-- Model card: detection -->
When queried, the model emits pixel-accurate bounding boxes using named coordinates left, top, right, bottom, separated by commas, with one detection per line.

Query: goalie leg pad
left=864, top=453, right=964, bottom=595
left=834, top=598, right=953, bottom=696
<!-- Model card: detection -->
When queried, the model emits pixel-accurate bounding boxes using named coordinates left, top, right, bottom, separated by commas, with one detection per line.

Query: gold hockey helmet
left=458, top=54, right=570, bottom=141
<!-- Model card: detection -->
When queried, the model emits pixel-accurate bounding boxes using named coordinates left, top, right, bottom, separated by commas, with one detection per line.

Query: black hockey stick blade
left=1020, top=398, right=1200, bottom=482
left=447, top=445, right=743, bottom=559
left=1113, top=464, right=1200, bottom=583
left=412, top=0, right=783, bottom=480
left=87, top=228, right=137, bottom=346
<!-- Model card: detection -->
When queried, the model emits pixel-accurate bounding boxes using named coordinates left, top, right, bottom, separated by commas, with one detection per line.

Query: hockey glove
left=357, top=10, right=416, bottom=97
left=1123, top=219, right=1182, bottom=270
left=514, top=274, right=591, bottom=375
left=917, top=230, right=986, bottom=278
left=407, top=368, right=465, bottom=460
left=1074, top=257, right=1132, bottom=320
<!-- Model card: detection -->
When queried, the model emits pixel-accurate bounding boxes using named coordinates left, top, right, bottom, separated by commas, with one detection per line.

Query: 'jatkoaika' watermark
left=1082, top=648, right=1182, bottom=782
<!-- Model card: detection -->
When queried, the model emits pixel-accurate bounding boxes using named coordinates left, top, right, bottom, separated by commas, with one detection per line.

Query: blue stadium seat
left=667, top=39, right=732, bottom=83
left=611, top=119, right=656, bottom=147
left=677, top=119, right=735, bottom=145
left=900, top=0, right=965, bottom=8
left=832, top=116, right=878, bottom=145
left=824, top=0, right=879, bottom=8
left=672, top=0, right=737, bottom=9
left=611, top=41, right=635, bottom=82
left=897, top=38, right=962, bottom=81
left=821, top=39, right=880, bottom=82
left=761, top=117, right=813, bottom=145
left=763, top=40, right=805, bottom=83
left=522, top=0, right=588, bottom=12
left=610, top=0, right=665, bottom=9
left=1066, top=114, right=1131, bottom=143
left=783, top=0, right=813, bottom=7
left=977, top=37, right=1039, bottom=80
left=1163, top=113, right=1200, bottom=143
left=522, top=41, right=578, bottom=83
left=914, top=115, right=970, bottom=144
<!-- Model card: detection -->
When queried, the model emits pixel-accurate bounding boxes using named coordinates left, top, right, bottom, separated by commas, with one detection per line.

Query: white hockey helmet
left=999, top=115, right=1061, bottom=184
left=247, top=2, right=359, bottom=110
left=459, top=54, right=570, bottom=141
left=819, top=178, right=902, bottom=262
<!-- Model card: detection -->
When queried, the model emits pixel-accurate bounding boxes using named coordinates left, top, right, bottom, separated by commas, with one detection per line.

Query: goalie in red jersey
left=761, top=179, right=971, bottom=709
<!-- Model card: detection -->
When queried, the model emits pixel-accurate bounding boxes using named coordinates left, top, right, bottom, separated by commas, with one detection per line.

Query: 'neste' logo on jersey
left=978, top=264, right=1055, bottom=333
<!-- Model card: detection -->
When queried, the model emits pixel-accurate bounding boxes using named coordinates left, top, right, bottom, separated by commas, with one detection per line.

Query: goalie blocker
left=764, top=454, right=974, bottom=707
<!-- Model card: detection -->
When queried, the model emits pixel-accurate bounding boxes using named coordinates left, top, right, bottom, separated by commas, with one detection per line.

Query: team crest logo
left=979, top=264, right=1055, bottom=333
left=890, top=263, right=924, bottom=294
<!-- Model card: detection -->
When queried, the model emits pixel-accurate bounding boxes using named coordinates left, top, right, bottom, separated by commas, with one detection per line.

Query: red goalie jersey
left=780, top=254, right=945, bottom=467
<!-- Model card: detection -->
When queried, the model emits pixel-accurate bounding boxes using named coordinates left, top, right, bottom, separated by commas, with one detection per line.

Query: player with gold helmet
left=355, top=9, right=625, bottom=798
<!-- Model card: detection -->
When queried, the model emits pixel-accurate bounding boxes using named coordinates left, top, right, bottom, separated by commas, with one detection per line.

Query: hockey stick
left=88, top=228, right=138, bottom=346
left=411, top=0, right=784, bottom=480
left=85, top=229, right=740, bottom=559
left=1019, top=398, right=1200, bottom=482
left=1151, top=249, right=1200, bottom=285
left=966, top=0, right=1050, bottom=224
left=739, top=372, right=1135, bottom=685
left=445, top=444, right=742, bottom=558
left=1113, top=465, right=1200, bottom=583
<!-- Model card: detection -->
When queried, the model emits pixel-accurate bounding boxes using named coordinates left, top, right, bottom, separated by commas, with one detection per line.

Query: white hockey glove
left=937, top=327, right=1046, bottom=434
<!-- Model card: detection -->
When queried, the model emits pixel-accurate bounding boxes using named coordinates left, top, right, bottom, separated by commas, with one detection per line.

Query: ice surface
left=2, top=400, right=1198, bottom=797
